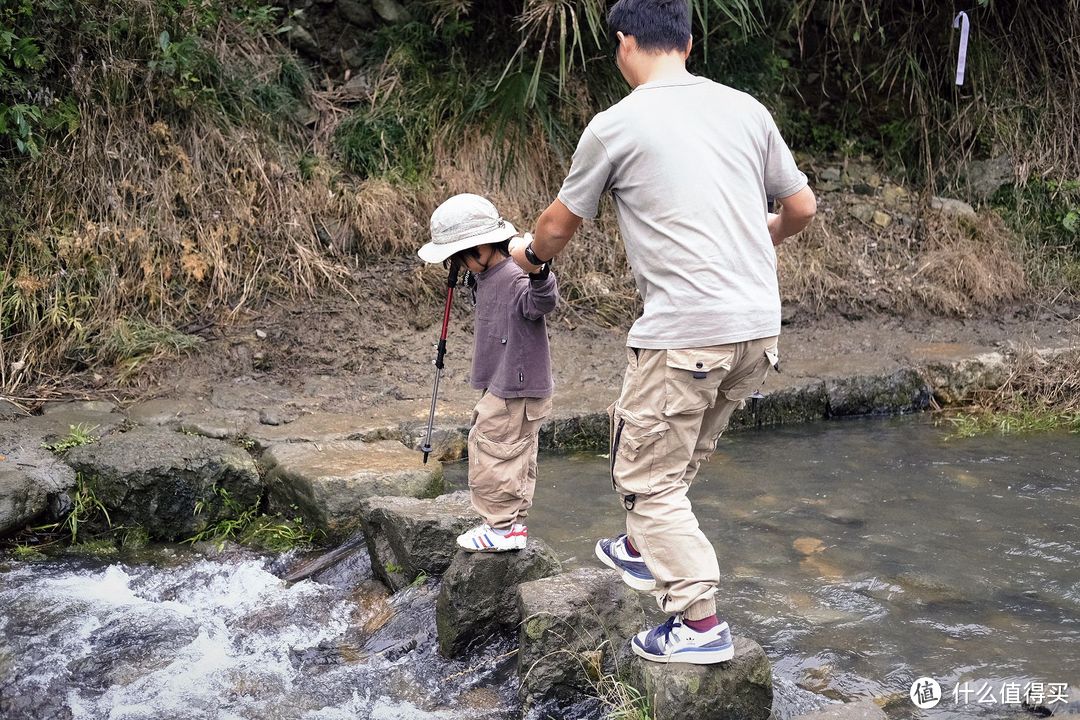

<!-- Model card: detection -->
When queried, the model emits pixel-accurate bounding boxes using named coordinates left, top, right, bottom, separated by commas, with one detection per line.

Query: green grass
left=40, top=423, right=99, bottom=453
left=31, top=473, right=112, bottom=544
left=186, top=488, right=318, bottom=551
left=944, top=409, right=1080, bottom=439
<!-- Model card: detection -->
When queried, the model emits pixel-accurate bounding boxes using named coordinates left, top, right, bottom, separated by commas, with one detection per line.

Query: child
left=418, top=193, right=558, bottom=552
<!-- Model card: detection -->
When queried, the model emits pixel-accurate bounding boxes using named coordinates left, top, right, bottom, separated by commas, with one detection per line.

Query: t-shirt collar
left=633, top=73, right=706, bottom=92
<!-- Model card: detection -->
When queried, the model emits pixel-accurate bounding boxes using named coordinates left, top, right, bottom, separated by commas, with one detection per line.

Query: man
left=511, top=0, right=816, bottom=664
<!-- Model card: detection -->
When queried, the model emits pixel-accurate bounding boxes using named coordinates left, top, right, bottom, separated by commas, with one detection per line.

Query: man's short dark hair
left=607, top=0, right=691, bottom=53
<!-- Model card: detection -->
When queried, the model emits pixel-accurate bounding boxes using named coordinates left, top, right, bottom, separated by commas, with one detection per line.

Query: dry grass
left=778, top=193, right=1028, bottom=317
left=944, top=347, right=1080, bottom=436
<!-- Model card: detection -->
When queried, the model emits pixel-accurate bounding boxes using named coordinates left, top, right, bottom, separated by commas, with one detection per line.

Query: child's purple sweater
left=470, top=257, right=558, bottom=399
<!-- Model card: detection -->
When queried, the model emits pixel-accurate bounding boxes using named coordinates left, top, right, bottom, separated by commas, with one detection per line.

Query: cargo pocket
left=468, top=427, right=533, bottom=502
left=722, top=345, right=778, bottom=402
left=663, top=348, right=735, bottom=416
left=525, top=396, right=553, bottom=422
left=610, top=406, right=669, bottom=496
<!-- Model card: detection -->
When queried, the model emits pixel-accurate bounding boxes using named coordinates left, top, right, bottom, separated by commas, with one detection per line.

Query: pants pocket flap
left=471, top=428, right=533, bottom=460
left=665, top=348, right=734, bottom=374
left=525, top=396, right=553, bottom=422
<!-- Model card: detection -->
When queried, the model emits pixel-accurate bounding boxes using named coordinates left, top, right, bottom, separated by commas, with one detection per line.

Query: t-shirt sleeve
left=557, top=126, right=615, bottom=220
left=762, top=109, right=808, bottom=199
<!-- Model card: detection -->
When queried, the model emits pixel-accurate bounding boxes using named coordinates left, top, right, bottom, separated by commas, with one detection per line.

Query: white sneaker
left=456, top=523, right=527, bottom=552
left=631, top=615, right=735, bottom=664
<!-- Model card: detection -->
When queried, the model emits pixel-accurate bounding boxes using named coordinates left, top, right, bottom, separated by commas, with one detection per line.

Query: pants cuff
left=683, top=598, right=717, bottom=621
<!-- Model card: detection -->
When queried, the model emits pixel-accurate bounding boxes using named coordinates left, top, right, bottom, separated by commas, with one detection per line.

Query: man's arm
left=511, top=199, right=583, bottom=273
left=767, top=185, right=816, bottom=246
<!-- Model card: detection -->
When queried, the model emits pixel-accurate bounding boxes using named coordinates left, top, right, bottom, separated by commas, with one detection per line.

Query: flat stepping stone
left=359, top=491, right=477, bottom=591
left=436, top=539, right=562, bottom=658
left=517, top=567, right=645, bottom=709
left=245, top=413, right=389, bottom=450
left=263, top=440, right=443, bottom=544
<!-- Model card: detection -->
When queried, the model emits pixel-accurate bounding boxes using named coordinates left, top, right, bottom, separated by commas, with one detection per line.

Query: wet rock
left=923, top=351, right=1009, bottom=405
left=245, top=413, right=384, bottom=450
left=64, top=427, right=262, bottom=541
left=825, top=369, right=930, bottom=417
left=42, top=400, right=117, bottom=415
left=17, top=407, right=126, bottom=444
left=931, top=196, right=977, bottom=218
left=791, top=698, right=887, bottom=720
left=406, top=423, right=468, bottom=462
left=264, top=440, right=444, bottom=544
left=359, top=491, right=477, bottom=591
left=629, top=636, right=773, bottom=720
left=363, top=581, right=440, bottom=661
left=0, top=427, right=76, bottom=537
left=517, top=567, right=645, bottom=709
left=539, top=412, right=608, bottom=451
left=124, top=398, right=202, bottom=428
left=728, top=383, right=830, bottom=430
left=436, top=539, right=562, bottom=657
left=177, top=409, right=255, bottom=440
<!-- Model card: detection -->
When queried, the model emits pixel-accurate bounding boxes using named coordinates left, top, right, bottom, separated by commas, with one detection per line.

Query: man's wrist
left=524, top=243, right=548, bottom=266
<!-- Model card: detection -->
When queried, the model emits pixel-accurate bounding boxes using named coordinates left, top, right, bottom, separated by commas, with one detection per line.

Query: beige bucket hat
left=418, top=193, right=518, bottom=264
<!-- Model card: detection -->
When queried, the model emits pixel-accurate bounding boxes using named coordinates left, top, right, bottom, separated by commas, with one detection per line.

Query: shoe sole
left=457, top=540, right=527, bottom=553
left=631, top=640, right=735, bottom=664
left=594, top=541, right=656, bottom=592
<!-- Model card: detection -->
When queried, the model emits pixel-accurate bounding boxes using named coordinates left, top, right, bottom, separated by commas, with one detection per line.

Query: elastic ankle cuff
left=683, top=598, right=717, bottom=622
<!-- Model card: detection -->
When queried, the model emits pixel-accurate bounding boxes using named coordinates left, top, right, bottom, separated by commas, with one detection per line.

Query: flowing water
left=2, top=416, right=1078, bottom=719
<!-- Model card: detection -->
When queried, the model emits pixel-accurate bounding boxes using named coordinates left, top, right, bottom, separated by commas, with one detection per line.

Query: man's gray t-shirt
left=558, top=75, right=807, bottom=349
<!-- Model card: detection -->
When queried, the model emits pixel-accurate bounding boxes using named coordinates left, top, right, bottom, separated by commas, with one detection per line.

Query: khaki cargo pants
left=609, top=337, right=778, bottom=621
left=468, top=392, right=552, bottom=529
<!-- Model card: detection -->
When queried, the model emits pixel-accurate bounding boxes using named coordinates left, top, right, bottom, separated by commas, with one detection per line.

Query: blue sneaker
left=594, top=534, right=656, bottom=591
left=631, top=615, right=735, bottom=664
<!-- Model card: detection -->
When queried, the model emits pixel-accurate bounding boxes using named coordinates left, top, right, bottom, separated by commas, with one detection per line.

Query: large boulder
left=63, top=427, right=262, bottom=540
left=0, top=426, right=76, bottom=537
left=824, top=369, right=930, bottom=417
left=517, top=567, right=645, bottom=709
left=359, top=491, right=477, bottom=591
left=629, top=636, right=773, bottom=720
left=18, top=404, right=126, bottom=444
left=436, top=539, right=562, bottom=658
left=263, top=440, right=443, bottom=544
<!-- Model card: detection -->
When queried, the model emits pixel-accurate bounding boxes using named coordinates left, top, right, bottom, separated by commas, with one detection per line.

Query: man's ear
left=683, top=37, right=693, bottom=59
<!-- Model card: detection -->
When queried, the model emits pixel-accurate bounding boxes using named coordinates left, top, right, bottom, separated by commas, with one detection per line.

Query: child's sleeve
left=513, top=269, right=559, bottom=321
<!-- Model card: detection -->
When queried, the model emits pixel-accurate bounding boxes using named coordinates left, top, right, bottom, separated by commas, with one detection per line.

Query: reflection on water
left=511, top=416, right=1080, bottom=718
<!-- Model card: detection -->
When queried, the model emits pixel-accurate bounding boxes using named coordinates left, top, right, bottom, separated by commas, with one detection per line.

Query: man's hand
left=768, top=186, right=816, bottom=246
left=767, top=212, right=782, bottom=246
left=510, top=233, right=542, bottom=274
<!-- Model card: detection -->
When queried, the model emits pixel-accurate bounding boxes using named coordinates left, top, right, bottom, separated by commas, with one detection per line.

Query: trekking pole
left=421, top=260, right=461, bottom=463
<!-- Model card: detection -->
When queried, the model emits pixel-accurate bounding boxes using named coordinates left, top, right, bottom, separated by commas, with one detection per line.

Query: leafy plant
left=40, top=423, right=99, bottom=453
left=32, top=473, right=112, bottom=544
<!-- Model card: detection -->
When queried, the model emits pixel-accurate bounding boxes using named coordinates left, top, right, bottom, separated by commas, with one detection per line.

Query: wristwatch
left=523, top=242, right=547, bottom=267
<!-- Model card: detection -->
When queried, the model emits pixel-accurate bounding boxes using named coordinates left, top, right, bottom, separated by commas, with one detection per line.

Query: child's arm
left=512, top=268, right=559, bottom=321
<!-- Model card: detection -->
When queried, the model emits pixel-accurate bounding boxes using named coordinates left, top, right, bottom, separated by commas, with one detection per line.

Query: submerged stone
left=436, top=539, right=562, bottom=658
left=791, top=698, right=887, bottom=720
left=629, top=636, right=773, bottom=720
left=64, top=427, right=262, bottom=541
left=517, top=567, right=645, bottom=710
left=359, top=491, right=477, bottom=591
left=264, top=439, right=444, bottom=544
